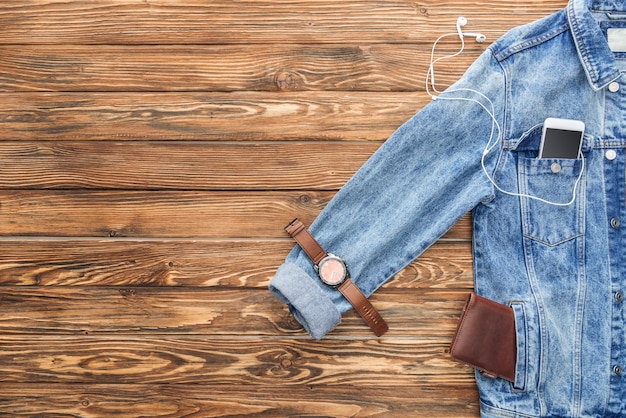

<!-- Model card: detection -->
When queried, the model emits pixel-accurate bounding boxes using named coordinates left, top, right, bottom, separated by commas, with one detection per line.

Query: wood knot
left=119, top=288, right=137, bottom=297
left=414, top=3, right=429, bottom=15
left=279, top=355, right=293, bottom=369
left=274, top=71, right=298, bottom=90
left=267, top=348, right=302, bottom=376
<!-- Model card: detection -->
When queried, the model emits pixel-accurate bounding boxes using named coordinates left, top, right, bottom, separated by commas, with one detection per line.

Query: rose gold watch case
left=315, top=254, right=348, bottom=286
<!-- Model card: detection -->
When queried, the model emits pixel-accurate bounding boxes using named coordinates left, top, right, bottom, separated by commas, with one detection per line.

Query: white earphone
left=426, top=17, right=487, bottom=99
left=456, top=16, right=487, bottom=43
left=425, top=17, right=585, bottom=207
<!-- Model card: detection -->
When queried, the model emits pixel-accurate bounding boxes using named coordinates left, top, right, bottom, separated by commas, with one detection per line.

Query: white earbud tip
left=476, top=34, right=487, bottom=43
left=457, top=16, right=467, bottom=27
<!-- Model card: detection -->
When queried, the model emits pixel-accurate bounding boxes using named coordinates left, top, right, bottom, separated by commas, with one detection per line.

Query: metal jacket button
left=551, top=162, right=561, bottom=173
left=610, top=218, right=620, bottom=229
left=605, top=150, right=617, bottom=160
left=615, top=291, right=624, bottom=303
left=609, top=82, right=620, bottom=92
left=613, top=365, right=623, bottom=376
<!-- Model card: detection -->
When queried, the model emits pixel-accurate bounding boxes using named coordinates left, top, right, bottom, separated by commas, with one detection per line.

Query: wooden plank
left=0, top=190, right=330, bottom=238
left=0, top=44, right=484, bottom=92
left=0, top=0, right=567, bottom=45
left=0, top=190, right=473, bottom=239
left=0, top=335, right=474, bottom=385
left=0, top=384, right=480, bottom=417
left=0, top=240, right=473, bottom=289
left=0, top=92, right=422, bottom=142
left=0, top=287, right=470, bottom=337
left=0, top=142, right=379, bottom=190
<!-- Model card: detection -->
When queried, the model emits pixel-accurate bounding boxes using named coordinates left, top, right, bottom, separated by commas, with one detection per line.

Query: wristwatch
left=285, top=218, right=389, bottom=337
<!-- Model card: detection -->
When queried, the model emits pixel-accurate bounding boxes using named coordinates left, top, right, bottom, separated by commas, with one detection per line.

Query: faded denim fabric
left=269, top=0, right=626, bottom=416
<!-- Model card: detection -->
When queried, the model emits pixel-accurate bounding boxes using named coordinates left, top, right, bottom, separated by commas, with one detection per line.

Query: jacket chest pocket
left=518, top=157, right=585, bottom=246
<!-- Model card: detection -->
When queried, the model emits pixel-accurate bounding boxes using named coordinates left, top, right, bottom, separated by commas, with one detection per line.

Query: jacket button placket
left=603, top=74, right=626, bottom=413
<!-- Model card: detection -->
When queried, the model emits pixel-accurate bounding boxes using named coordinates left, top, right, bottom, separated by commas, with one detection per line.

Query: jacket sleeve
left=269, top=48, right=506, bottom=339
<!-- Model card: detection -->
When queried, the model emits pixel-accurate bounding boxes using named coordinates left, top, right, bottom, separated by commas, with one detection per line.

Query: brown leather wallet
left=450, top=292, right=517, bottom=382
left=285, top=218, right=388, bottom=337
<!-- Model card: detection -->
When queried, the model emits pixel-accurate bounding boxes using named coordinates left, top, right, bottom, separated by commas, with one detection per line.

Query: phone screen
left=539, top=128, right=583, bottom=159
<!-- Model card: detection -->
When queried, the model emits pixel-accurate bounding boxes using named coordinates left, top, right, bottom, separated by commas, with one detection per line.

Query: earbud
left=465, top=32, right=487, bottom=43
left=456, top=16, right=487, bottom=43
left=456, top=16, right=468, bottom=37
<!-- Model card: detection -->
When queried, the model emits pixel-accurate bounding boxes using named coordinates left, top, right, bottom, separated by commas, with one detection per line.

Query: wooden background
left=0, top=1, right=567, bottom=416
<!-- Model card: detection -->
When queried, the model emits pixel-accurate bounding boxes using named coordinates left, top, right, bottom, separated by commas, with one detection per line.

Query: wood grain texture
left=0, top=287, right=470, bottom=337
left=0, top=0, right=565, bottom=45
left=0, top=335, right=475, bottom=384
left=0, top=44, right=487, bottom=93
left=0, top=92, right=421, bottom=141
left=0, top=190, right=472, bottom=238
left=0, top=142, right=379, bottom=190
left=0, top=0, right=568, bottom=415
left=0, top=240, right=473, bottom=288
left=1, top=384, right=480, bottom=417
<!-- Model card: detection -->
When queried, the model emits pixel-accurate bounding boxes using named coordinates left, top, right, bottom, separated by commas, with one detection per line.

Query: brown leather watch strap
left=284, top=218, right=389, bottom=337
left=285, top=218, right=327, bottom=264
left=338, top=279, right=389, bottom=337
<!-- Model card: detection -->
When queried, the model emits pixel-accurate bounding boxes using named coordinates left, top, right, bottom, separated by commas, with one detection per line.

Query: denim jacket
left=270, top=0, right=625, bottom=416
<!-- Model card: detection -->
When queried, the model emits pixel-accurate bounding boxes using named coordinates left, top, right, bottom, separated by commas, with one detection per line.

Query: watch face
left=318, top=256, right=347, bottom=286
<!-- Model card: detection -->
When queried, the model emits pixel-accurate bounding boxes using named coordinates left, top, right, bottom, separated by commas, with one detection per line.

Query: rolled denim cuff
left=269, top=262, right=341, bottom=339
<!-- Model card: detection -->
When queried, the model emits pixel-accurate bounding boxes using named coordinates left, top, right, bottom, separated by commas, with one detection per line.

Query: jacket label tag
left=607, top=28, right=626, bottom=52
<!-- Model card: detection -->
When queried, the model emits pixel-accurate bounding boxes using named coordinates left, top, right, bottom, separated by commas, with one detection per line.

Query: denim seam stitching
left=486, top=49, right=510, bottom=198
left=571, top=165, right=587, bottom=417
left=510, top=301, right=528, bottom=393
left=494, top=22, right=570, bottom=62
left=522, top=232, right=584, bottom=247
left=521, top=236, right=548, bottom=417
left=567, top=1, right=598, bottom=86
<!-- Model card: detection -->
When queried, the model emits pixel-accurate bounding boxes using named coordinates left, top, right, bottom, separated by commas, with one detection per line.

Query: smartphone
left=538, top=118, right=585, bottom=159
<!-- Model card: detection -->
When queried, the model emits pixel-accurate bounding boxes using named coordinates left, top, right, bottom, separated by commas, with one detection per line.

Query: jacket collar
left=568, top=0, right=623, bottom=91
